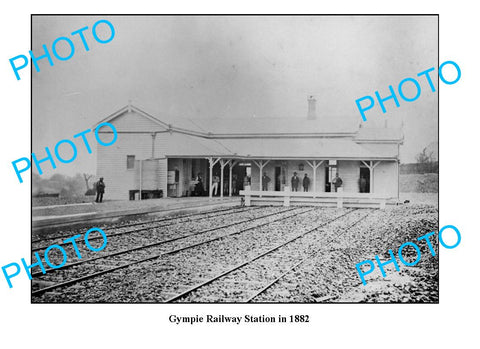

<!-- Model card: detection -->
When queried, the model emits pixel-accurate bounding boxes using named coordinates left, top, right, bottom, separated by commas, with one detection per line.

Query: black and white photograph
left=4, top=1, right=480, bottom=348
left=30, top=15, right=439, bottom=303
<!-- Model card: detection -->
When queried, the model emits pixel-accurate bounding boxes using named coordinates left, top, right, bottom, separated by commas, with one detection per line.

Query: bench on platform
left=239, top=188, right=393, bottom=209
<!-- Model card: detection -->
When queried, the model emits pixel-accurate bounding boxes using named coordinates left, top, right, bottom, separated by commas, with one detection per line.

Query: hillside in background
left=400, top=173, right=438, bottom=193
left=400, top=161, right=438, bottom=174
left=399, top=159, right=438, bottom=193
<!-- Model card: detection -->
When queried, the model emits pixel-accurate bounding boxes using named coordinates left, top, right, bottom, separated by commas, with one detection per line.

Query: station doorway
left=232, top=163, right=251, bottom=195
left=359, top=167, right=370, bottom=193
left=325, top=164, right=337, bottom=192
left=274, top=166, right=281, bottom=191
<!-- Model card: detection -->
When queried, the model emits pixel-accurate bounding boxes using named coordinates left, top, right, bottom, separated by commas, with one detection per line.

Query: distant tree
left=83, top=173, right=96, bottom=196
left=83, top=173, right=94, bottom=190
left=416, top=147, right=437, bottom=173
left=416, top=147, right=434, bottom=164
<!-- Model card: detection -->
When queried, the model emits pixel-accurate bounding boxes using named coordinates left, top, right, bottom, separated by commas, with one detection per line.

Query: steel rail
left=31, top=207, right=311, bottom=294
left=32, top=205, right=252, bottom=244
left=32, top=201, right=245, bottom=233
left=163, top=209, right=357, bottom=303
left=245, top=209, right=373, bottom=303
left=32, top=207, right=301, bottom=278
left=32, top=206, right=260, bottom=251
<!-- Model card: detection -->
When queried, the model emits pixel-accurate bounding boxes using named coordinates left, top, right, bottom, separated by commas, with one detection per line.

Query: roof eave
left=355, top=139, right=404, bottom=144
left=211, top=132, right=356, bottom=139
left=165, top=155, right=398, bottom=161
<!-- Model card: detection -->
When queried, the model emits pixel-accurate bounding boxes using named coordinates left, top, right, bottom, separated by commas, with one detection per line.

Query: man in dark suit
left=291, top=172, right=300, bottom=191
left=303, top=173, right=310, bottom=192
left=95, top=177, right=105, bottom=203
left=332, top=173, right=343, bottom=192
left=194, top=173, right=204, bottom=196
left=359, top=175, right=367, bottom=193
left=262, top=173, right=271, bottom=191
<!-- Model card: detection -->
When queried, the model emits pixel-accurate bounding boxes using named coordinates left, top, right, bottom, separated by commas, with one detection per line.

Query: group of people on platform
left=262, top=172, right=311, bottom=192
left=191, top=173, right=249, bottom=196
left=191, top=170, right=366, bottom=196
left=94, top=171, right=363, bottom=201
left=261, top=172, right=343, bottom=192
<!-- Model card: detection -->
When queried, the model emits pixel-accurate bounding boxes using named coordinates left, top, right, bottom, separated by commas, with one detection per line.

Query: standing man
left=332, top=173, right=343, bottom=192
left=95, top=177, right=105, bottom=203
left=232, top=174, right=238, bottom=195
left=212, top=173, right=220, bottom=196
left=194, top=173, right=204, bottom=196
left=262, top=173, right=271, bottom=191
left=359, top=175, right=367, bottom=193
left=291, top=172, right=300, bottom=192
left=303, top=173, right=310, bottom=192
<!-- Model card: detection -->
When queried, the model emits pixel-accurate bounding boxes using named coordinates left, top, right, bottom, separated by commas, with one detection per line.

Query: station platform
left=32, top=196, right=241, bottom=231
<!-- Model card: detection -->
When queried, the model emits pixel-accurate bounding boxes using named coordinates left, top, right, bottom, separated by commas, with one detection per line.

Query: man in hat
left=212, top=173, right=220, bottom=196
left=291, top=172, right=300, bottom=192
left=359, top=174, right=367, bottom=193
left=194, top=173, right=204, bottom=196
left=262, top=173, right=271, bottom=191
left=95, top=177, right=106, bottom=203
left=332, top=173, right=343, bottom=192
left=303, top=173, right=310, bottom=192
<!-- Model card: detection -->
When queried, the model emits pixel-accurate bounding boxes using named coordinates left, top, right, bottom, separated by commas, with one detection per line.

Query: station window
left=127, top=155, right=135, bottom=169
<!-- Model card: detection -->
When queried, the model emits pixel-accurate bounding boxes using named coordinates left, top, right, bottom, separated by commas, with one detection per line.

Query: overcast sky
left=32, top=15, right=438, bottom=177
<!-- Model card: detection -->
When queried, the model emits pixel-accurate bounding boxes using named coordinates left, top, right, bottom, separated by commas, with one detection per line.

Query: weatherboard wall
left=96, top=131, right=169, bottom=200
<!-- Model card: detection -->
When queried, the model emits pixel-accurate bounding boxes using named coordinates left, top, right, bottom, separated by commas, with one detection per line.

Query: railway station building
left=94, top=98, right=403, bottom=205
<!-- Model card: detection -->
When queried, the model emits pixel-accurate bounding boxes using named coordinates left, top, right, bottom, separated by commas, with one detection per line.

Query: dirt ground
left=399, top=192, right=438, bottom=206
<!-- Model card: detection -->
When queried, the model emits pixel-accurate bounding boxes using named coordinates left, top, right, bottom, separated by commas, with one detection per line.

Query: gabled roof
left=94, top=104, right=361, bottom=137
left=93, top=104, right=170, bottom=130
left=160, top=116, right=358, bottom=136
left=93, top=104, right=209, bottom=137
left=94, top=103, right=402, bottom=160
left=95, top=103, right=403, bottom=140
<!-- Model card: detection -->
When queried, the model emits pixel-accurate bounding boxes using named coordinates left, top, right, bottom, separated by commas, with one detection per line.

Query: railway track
left=32, top=205, right=257, bottom=249
left=164, top=209, right=369, bottom=302
left=31, top=206, right=311, bottom=297
left=245, top=209, right=373, bottom=302
left=31, top=206, right=293, bottom=278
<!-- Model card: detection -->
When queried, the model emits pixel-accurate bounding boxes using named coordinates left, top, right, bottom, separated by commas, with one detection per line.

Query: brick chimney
left=307, top=95, right=316, bottom=120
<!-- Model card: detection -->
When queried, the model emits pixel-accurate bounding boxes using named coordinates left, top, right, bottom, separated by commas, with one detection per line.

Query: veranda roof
left=164, top=132, right=398, bottom=160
